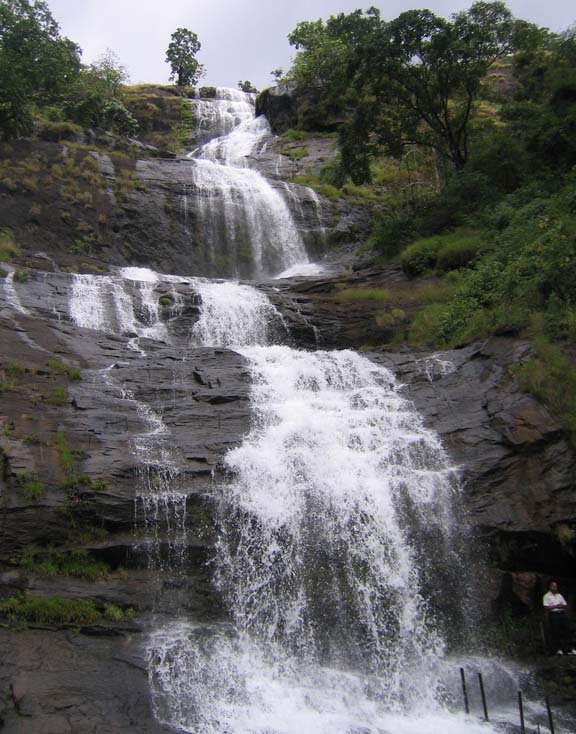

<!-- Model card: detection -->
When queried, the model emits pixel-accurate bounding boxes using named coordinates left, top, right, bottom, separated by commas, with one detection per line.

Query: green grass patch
left=336, top=288, right=391, bottom=303
left=279, top=145, right=309, bottom=161
left=282, top=129, right=307, bottom=143
left=0, top=596, right=101, bottom=625
left=517, top=337, right=576, bottom=445
left=0, top=230, right=19, bottom=262
left=46, top=359, right=81, bottom=381
left=290, top=175, right=341, bottom=202
left=46, top=385, right=68, bottom=406
left=55, top=430, right=74, bottom=472
left=401, top=229, right=488, bottom=277
left=15, top=472, right=46, bottom=501
left=20, top=547, right=111, bottom=581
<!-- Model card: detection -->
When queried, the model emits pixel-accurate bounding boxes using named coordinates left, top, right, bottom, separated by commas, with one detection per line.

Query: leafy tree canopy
left=287, top=2, right=539, bottom=181
left=166, top=27, right=204, bottom=87
left=238, top=80, right=257, bottom=94
left=0, top=0, right=81, bottom=138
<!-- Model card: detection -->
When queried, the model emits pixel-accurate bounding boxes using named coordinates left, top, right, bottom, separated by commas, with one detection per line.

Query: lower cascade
left=145, top=282, right=503, bottom=734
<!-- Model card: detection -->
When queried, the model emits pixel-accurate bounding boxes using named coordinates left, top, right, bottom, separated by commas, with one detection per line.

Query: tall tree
left=165, top=28, right=204, bottom=87
left=0, top=0, right=81, bottom=138
left=287, top=2, right=525, bottom=181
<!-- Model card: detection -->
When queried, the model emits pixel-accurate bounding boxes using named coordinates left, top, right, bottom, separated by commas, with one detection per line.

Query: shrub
left=198, top=86, right=217, bottom=98
left=435, top=230, right=489, bottom=272
left=400, top=236, right=443, bottom=277
left=408, top=304, right=451, bottom=346
left=367, top=213, right=417, bottom=260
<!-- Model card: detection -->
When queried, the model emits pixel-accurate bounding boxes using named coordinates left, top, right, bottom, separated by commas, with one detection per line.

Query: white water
left=2, top=271, right=29, bottom=314
left=187, top=88, right=311, bottom=278
left=68, top=269, right=188, bottom=343
left=147, top=281, right=517, bottom=734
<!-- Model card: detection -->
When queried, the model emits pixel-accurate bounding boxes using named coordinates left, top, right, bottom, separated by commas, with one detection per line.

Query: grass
left=291, top=175, right=341, bottom=201
left=55, top=430, right=74, bottom=472
left=15, top=472, right=46, bottom=501
left=46, top=359, right=81, bottom=381
left=279, top=146, right=309, bottom=161
left=45, top=386, right=68, bottom=406
left=0, top=230, right=19, bottom=262
left=20, top=547, right=111, bottom=581
left=516, top=337, right=576, bottom=445
left=0, top=596, right=101, bottom=625
left=0, top=596, right=133, bottom=626
left=336, top=288, right=391, bottom=303
left=400, top=229, right=488, bottom=277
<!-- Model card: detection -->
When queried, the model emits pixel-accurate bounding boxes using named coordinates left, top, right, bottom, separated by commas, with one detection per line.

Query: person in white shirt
left=543, top=580, right=576, bottom=655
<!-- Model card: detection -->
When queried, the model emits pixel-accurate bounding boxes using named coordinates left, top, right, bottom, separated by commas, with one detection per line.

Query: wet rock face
left=0, top=627, right=165, bottom=734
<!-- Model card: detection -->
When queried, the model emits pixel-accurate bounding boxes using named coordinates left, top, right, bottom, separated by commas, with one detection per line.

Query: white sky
left=48, top=0, right=575, bottom=90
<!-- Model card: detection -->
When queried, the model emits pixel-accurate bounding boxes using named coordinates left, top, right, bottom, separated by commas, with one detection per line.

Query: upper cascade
left=185, top=87, right=312, bottom=279
left=192, top=87, right=257, bottom=151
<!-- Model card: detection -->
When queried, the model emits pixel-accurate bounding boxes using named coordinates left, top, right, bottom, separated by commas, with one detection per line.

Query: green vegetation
left=166, top=28, right=204, bottom=87
left=238, top=80, right=257, bottom=93
left=55, top=430, right=74, bottom=472
left=0, top=230, right=19, bottom=262
left=46, top=358, right=81, bottom=380
left=517, top=338, right=576, bottom=445
left=15, top=472, right=46, bottom=501
left=199, top=86, right=217, bottom=98
left=45, top=385, right=68, bottom=406
left=0, top=595, right=133, bottom=626
left=19, top=546, right=110, bottom=581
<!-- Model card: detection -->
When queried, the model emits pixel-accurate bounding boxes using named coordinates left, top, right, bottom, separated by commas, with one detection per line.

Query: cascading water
left=187, top=88, right=313, bottom=278
left=146, top=282, right=512, bottom=734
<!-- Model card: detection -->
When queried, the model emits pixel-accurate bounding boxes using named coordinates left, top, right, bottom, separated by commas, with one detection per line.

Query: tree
left=238, top=80, right=257, bottom=93
left=286, top=2, right=527, bottom=181
left=165, top=28, right=204, bottom=87
left=0, top=0, right=81, bottom=138
left=66, top=50, right=138, bottom=136
left=342, top=2, right=518, bottom=178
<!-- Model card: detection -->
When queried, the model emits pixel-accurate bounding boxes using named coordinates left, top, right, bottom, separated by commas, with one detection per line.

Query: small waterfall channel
left=186, top=88, right=320, bottom=279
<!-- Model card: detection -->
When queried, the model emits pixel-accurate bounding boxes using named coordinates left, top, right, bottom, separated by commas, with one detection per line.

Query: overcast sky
left=48, top=0, right=575, bottom=90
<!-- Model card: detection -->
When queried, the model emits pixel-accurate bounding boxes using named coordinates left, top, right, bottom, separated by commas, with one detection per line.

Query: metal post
left=460, top=667, right=470, bottom=714
left=518, top=691, right=526, bottom=734
left=478, top=672, right=489, bottom=721
left=545, top=696, right=555, bottom=734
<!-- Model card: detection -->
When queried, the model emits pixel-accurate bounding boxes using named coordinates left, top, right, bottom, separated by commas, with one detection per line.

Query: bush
left=368, top=213, right=417, bottom=260
left=435, top=230, right=490, bottom=272
left=198, top=86, right=217, bottom=98
left=400, top=236, right=443, bottom=277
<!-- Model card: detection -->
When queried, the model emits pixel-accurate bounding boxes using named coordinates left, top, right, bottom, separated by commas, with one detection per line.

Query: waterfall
left=2, top=271, right=29, bottom=314
left=146, top=281, right=506, bottom=734
left=187, top=88, right=312, bottom=278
